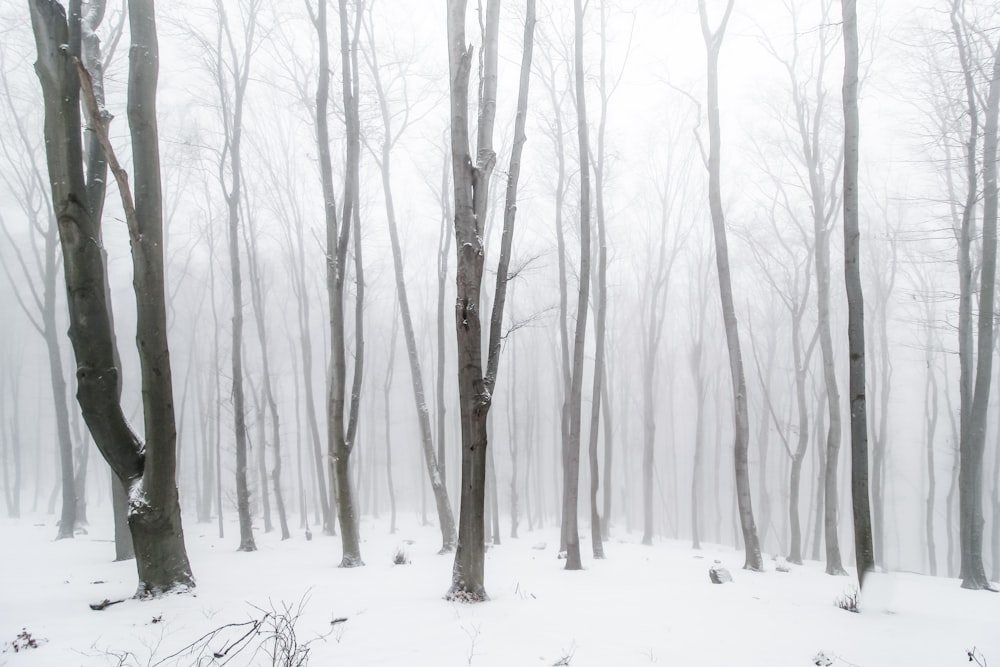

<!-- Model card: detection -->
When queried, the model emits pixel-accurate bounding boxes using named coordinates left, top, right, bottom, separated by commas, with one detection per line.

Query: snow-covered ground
left=1, top=513, right=997, bottom=666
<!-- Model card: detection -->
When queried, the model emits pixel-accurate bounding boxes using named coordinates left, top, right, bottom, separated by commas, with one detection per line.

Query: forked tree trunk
left=446, top=0, right=535, bottom=600
left=30, top=0, right=193, bottom=595
left=698, top=0, right=763, bottom=571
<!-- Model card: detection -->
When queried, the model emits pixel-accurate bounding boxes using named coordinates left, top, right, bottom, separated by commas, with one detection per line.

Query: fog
left=1, top=0, right=998, bottom=586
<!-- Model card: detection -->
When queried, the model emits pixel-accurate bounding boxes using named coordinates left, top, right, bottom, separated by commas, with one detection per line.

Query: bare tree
left=308, top=0, right=366, bottom=566
left=698, top=0, right=763, bottom=571
left=445, top=0, right=536, bottom=600
left=361, top=8, right=457, bottom=551
left=840, top=0, right=874, bottom=586
left=29, top=0, right=194, bottom=594
left=955, top=4, right=1000, bottom=590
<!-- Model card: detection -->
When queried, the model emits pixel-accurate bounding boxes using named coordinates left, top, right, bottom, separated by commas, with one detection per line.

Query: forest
left=0, top=0, right=999, bottom=665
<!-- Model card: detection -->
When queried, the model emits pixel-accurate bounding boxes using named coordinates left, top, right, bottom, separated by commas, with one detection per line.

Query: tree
left=203, top=0, right=264, bottom=553
left=29, top=0, right=194, bottom=595
left=361, top=7, right=457, bottom=552
left=446, top=0, right=536, bottom=600
left=308, top=0, right=366, bottom=566
left=698, top=0, right=764, bottom=571
left=840, top=0, right=874, bottom=586
left=955, top=4, right=1000, bottom=591
left=560, top=0, right=592, bottom=572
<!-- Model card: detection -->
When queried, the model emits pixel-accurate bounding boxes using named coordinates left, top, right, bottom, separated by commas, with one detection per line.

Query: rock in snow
left=709, top=563, right=733, bottom=584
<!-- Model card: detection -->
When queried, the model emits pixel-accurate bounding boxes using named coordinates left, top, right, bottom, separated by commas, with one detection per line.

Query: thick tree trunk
left=699, top=0, right=763, bottom=571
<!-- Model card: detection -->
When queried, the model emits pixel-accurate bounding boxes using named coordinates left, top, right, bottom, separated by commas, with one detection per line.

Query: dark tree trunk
left=446, top=0, right=535, bottom=600
left=30, top=0, right=194, bottom=594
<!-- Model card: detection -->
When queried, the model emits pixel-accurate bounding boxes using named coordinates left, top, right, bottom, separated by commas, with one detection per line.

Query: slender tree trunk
left=924, top=315, right=939, bottom=576
left=561, top=0, right=592, bottom=572
left=364, top=23, right=456, bottom=550
left=436, top=150, right=452, bottom=498
left=699, top=0, right=763, bottom=571
left=841, top=0, right=874, bottom=585
left=383, top=311, right=398, bottom=534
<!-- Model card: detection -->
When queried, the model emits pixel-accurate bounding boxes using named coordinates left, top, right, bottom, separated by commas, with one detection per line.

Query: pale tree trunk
left=206, top=0, right=262, bottom=553
left=436, top=149, right=453, bottom=497
left=507, top=314, right=520, bottom=539
left=698, top=0, right=763, bottom=571
left=244, top=200, right=289, bottom=539
left=866, top=224, right=897, bottom=570
left=30, top=0, right=194, bottom=594
left=689, top=255, right=712, bottom=550
left=206, top=217, right=225, bottom=540
left=841, top=0, right=874, bottom=585
left=919, top=281, right=939, bottom=576
left=248, top=376, right=272, bottom=532
left=446, top=0, right=535, bottom=600
left=309, top=0, right=364, bottom=565
left=536, top=21, right=571, bottom=553
left=362, top=14, right=456, bottom=550
left=383, top=304, right=399, bottom=534
left=561, top=0, right=591, bottom=572
left=586, top=0, right=621, bottom=560
left=944, top=359, right=960, bottom=576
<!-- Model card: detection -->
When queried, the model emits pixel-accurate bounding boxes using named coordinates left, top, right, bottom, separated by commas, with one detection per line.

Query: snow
left=1, top=513, right=998, bottom=666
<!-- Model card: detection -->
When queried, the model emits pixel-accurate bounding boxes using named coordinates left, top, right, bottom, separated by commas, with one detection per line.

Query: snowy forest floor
left=1, top=512, right=997, bottom=666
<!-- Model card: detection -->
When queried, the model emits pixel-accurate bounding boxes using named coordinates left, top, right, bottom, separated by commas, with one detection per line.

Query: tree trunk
left=924, top=310, right=939, bottom=575
left=699, top=0, right=763, bottom=571
left=841, top=0, right=874, bottom=585
left=364, top=20, right=456, bottom=550
left=561, top=0, right=592, bottom=572
left=383, top=311, right=398, bottom=534
left=446, top=0, right=535, bottom=600
left=959, top=33, right=1000, bottom=591
left=30, top=0, right=194, bottom=594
